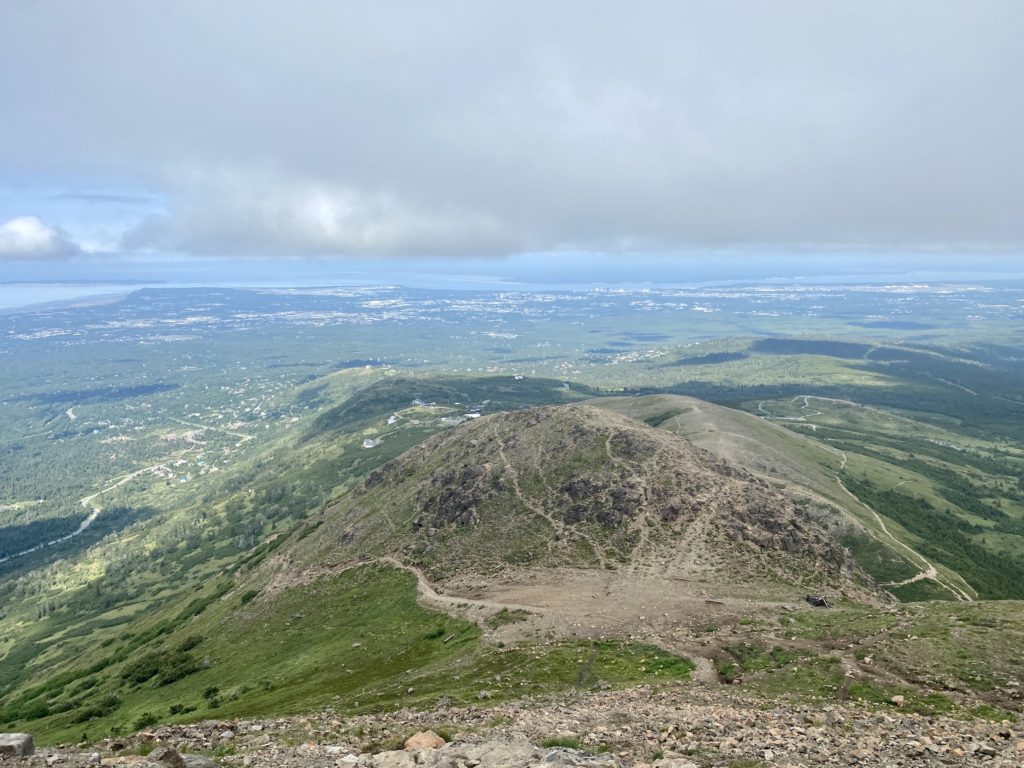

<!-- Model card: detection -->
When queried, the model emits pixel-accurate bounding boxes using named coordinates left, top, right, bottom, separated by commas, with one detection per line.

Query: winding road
left=0, top=455, right=192, bottom=565
left=0, top=507, right=100, bottom=565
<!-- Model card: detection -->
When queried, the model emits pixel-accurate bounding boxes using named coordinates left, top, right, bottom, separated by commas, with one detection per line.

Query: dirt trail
left=684, top=654, right=720, bottom=685
left=795, top=394, right=925, bottom=428
left=1, top=452, right=195, bottom=565
left=304, top=557, right=849, bottom=697
left=665, top=507, right=712, bottom=578
left=168, top=416, right=254, bottom=442
left=882, top=568, right=940, bottom=589
left=379, top=556, right=545, bottom=616
left=934, top=377, right=978, bottom=396
left=756, top=397, right=975, bottom=601
left=78, top=462, right=169, bottom=508
left=831, top=450, right=973, bottom=602
left=0, top=507, right=100, bottom=564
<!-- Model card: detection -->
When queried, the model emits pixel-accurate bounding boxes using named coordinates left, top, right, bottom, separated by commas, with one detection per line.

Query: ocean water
left=0, top=284, right=142, bottom=311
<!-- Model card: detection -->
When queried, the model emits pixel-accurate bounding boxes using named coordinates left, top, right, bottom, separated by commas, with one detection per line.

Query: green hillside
left=3, top=372, right=1024, bottom=745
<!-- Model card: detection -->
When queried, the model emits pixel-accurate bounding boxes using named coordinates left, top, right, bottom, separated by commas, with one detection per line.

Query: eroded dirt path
left=490, top=421, right=609, bottom=568
left=379, top=556, right=546, bottom=616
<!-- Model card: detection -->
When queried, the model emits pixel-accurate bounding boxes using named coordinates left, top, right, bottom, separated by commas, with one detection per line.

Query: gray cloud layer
left=1, top=1, right=1022, bottom=257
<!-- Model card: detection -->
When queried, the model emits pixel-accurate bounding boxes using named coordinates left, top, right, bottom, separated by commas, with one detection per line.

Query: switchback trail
left=490, top=421, right=609, bottom=568
left=830, top=456, right=974, bottom=602
left=755, top=397, right=974, bottom=601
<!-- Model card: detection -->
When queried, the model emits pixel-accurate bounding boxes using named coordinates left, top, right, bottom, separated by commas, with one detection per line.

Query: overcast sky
left=1, top=1, right=1022, bottom=265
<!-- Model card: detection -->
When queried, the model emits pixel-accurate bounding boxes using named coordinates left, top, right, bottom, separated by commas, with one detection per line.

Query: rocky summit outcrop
left=283, top=405, right=875, bottom=598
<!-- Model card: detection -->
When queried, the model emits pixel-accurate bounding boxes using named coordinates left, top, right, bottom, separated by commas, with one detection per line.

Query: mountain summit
left=272, top=405, right=875, bottom=609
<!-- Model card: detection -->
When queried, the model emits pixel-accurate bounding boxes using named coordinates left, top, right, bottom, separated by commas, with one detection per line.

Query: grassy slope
left=769, top=600, right=1023, bottom=716
left=4, top=563, right=693, bottom=745
left=10, top=564, right=1022, bottom=744
left=590, top=394, right=847, bottom=505
left=700, top=598, right=1023, bottom=718
left=761, top=396, right=1024, bottom=598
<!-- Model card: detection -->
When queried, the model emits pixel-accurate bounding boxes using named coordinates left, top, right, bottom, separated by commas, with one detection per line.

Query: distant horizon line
left=3, top=271, right=1024, bottom=315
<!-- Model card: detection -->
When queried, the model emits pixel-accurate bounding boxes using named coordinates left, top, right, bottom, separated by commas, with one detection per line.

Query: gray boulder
left=149, top=746, right=187, bottom=768
left=542, top=747, right=620, bottom=767
left=452, top=742, right=543, bottom=767
left=182, top=757, right=221, bottom=768
left=0, top=733, right=34, bottom=757
left=365, top=749, right=418, bottom=768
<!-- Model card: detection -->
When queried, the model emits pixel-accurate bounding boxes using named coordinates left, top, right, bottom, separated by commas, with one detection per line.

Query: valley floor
left=12, top=686, right=1021, bottom=768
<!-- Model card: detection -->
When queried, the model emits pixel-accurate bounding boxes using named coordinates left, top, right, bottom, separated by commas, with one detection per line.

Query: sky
left=1, top=1, right=1022, bottom=280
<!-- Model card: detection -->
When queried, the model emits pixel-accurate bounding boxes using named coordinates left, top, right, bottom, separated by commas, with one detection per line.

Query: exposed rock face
left=0, top=732, right=34, bottom=757
left=413, top=464, right=488, bottom=528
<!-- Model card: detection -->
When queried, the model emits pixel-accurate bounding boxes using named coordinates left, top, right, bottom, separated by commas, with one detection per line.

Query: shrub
left=121, top=651, right=200, bottom=686
left=70, top=694, right=120, bottom=723
left=133, top=712, right=159, bottom=730
left=541, top=736, right=582, bottom=750
left=176, top=635, right=204, bottom=652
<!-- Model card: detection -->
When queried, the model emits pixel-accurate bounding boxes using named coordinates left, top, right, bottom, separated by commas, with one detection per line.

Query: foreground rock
left=402, top=731, right=446, bottom=751
left=365, top=739, right=618, bottom=768
left=6, top=687, right=1022, bottom=767
left=11, top=746, right=220, bottom=767
left=0, top=733, right=35, bottom=757
left=148, top=746, right=186, bottom=768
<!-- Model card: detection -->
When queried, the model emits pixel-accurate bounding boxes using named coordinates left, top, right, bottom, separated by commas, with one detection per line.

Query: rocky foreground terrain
left=4, top=687, right=1020, bottom=768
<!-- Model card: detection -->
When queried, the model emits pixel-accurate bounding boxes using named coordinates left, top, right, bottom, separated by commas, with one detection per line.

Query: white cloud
left=0, top=216, right=81, bottom=259
left=123, top=169, right=513, bottom=257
